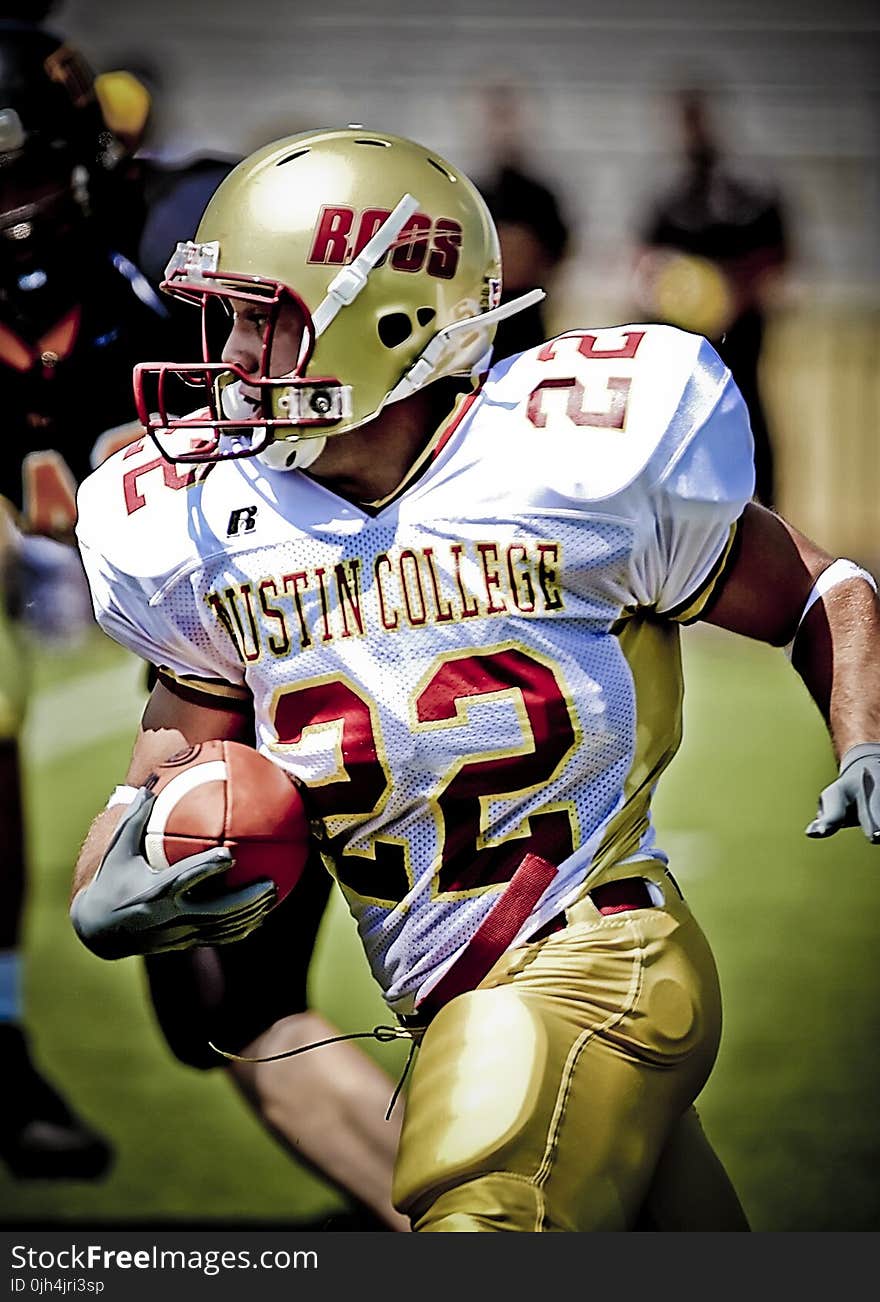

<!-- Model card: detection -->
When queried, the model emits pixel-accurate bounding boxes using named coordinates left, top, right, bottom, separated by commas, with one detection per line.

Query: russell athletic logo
left=308, top=206, right=462, bottom=279
left=227, top=505, right=258, bottom=536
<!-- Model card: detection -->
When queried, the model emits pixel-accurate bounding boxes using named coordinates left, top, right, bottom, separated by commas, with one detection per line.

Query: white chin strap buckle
left=276, top=383, right=352, bottom=423
left=220, top=375, right=348, bottom=471
left=221, top=377, right=351, bottom=425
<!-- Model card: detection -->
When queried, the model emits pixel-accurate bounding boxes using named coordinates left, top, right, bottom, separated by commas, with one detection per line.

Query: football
left=142, top=739, right=311, bottom=907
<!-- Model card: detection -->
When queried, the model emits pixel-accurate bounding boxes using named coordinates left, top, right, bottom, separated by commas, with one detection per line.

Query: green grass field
left=2, top=625, right=878, bottom=1230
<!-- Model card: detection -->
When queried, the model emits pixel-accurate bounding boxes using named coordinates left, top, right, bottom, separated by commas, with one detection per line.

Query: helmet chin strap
left=253, top=198, right=545, bottom=470
left=251, top=195, right=420, bottom=471
left=311, top=193, right=421, bottom=338
left=219, top=377, right=328, bottom=470
left=259, top=287, right=547, bottom=471
left=384, top=288, right=546, bottom=404
left=258, top=435, right=326, bottom=471
left=219, top=376, right=260, bottom=422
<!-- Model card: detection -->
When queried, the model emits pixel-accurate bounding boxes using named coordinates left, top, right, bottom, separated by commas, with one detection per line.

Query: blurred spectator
left=633, top=85, right=790, bottom=508
left=474, top=84, right=570, bottom=361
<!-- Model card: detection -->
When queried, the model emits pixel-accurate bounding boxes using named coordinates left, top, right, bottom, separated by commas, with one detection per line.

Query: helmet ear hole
left=416, top=307, right=436, bottom=328
left=377, top=312, right=413, bottom=348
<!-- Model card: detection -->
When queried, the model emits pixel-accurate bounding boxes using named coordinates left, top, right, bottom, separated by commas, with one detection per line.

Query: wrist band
left=789, top=558, right=877, bottom=653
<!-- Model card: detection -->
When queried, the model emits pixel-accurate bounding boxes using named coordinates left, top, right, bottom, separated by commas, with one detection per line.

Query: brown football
left=142, top=739, right=310, bottom=906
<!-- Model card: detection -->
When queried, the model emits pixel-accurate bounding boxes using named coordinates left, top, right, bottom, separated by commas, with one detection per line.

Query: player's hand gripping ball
left=143, top=740, right=311, bottom=906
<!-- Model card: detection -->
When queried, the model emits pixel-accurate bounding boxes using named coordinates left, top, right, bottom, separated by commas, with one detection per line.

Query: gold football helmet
left=134, top=127, right=543, bottom=467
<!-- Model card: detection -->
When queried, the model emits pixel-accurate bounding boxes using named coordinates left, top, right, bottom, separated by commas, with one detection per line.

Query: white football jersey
left=76, top=324, right=754, bottom=1015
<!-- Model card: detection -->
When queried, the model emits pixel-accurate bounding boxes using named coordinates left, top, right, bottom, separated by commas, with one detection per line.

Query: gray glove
left=71, top=788, right=277, bottom=959
left=805, top=743, right=880, bottom=844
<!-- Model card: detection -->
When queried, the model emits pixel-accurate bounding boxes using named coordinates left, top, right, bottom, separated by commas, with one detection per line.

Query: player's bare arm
left=703, top=502, right=880, bottom=838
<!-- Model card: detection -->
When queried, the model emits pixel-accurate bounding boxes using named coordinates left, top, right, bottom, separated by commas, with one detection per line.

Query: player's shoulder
left=75, top=431, right=223, bottom=580
left=476, top=324, right=734, bottom=501
left=485, top=322, right=712, bottom=393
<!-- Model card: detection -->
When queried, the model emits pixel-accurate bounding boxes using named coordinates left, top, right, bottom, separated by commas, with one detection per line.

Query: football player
left=68, top=127, right=879, bottom=1231
left=2, top=25, right=405, bottom=1223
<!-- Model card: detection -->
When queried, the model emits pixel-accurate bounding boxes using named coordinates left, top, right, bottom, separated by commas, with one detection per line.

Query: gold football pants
left=393, top=859, right=747, bottom=1232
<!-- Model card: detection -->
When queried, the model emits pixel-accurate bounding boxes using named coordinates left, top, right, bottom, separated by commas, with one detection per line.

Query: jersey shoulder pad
left=482, top=324, right=732, bottom=501
left=75, top=433, right=212, bottom=587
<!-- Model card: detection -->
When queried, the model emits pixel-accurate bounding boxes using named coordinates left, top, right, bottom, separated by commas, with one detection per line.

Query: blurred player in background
left=0, top=10, right=159, bottom=1181
left=0, top=17, right=404, bottom=1225
left=475, top=83, right=570, bottom=361
left=633, top=84, right=790, bottom=508
left=93, top=55, right=239, bottom=312
left=67, top=127, right=879, bottom=1231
